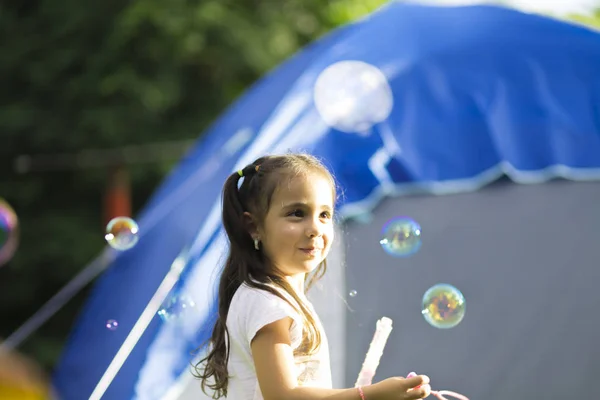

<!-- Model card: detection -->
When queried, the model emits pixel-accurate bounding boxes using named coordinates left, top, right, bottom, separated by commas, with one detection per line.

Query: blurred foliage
left=566, top=8, right=600, bottom=30
left=0, top=0, right=388, bottom=372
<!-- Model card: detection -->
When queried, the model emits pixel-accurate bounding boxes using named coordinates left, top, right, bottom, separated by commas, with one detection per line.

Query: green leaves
left=0, top=0, right=390, bottom=370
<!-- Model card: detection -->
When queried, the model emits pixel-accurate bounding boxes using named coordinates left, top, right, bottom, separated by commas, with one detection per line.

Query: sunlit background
left=2, top=0, right=600, bottom=399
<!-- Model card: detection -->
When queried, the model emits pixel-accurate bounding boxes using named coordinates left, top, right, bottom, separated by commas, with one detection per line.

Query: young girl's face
left=257, top=171, right=335, bottom=280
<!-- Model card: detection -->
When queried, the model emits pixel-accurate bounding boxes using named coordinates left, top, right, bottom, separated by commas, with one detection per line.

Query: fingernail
left=407, top=371, right=417, bottom=378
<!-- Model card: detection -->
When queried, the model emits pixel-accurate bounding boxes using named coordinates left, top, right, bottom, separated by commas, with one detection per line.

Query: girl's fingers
left=407, top=386, right=431, bottom=400
left=403, top=374, right=430, bottom=390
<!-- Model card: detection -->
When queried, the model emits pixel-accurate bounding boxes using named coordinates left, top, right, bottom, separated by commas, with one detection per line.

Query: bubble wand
left=355, top=317, right=470, bottom=400
left=355, top=317, right=394, bottom=387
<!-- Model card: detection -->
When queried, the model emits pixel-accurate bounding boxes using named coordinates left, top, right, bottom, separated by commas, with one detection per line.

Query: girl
left=195, top=153, right=430, bottom=400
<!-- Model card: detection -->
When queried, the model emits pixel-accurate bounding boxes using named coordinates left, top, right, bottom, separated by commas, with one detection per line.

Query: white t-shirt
left=224, top=282, right=332, bottom=399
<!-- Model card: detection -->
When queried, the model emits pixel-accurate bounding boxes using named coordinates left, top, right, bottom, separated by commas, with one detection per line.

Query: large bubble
left=380, top=217, right=422, bottom=257
left=421, top=283, right=466, bottom=329
left=314, top=60, right=393, bottom=133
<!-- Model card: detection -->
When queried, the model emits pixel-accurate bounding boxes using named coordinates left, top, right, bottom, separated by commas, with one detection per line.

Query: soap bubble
left=105, top=217, right=139, bottom=251
left=421, top=284, right=466, bottom=329
left=105, top=319, right=119, bottom=331
left=380, top=217, right=422, bottom=257
left=349, top=290, right=357, bottom=297
left=314, top=60, right=393, bottom=133
left=158, top=292, right=196, bottom=323
left=0, top=199, right=19, bottom=267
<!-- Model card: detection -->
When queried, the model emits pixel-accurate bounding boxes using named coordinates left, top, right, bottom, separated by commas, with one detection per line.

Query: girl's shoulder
left=228, top=281, right=305, bottom=348
left=231, top=281, right=296, bottom=312
left=229, top=281, right=306, bottom=327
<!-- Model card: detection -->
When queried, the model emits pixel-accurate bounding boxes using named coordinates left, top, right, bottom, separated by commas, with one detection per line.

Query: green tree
left=0, top=0, right=387, bottom=371
left=566, top=8, right=600, bottom=30
left=9, top=0, right=596, bottom=373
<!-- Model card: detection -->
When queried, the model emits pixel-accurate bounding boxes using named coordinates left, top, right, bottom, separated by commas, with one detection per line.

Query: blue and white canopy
left=53, top=2, right=600, bottom=399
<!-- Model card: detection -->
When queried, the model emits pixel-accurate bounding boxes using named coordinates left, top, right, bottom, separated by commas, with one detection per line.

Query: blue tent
left=53, top=2, right=600, bottom=399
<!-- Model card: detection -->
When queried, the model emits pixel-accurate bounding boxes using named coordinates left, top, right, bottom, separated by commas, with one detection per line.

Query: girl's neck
left=284, top=274, right=306, bottom=297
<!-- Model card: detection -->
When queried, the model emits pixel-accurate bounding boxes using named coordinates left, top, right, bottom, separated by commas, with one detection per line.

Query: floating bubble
left=158, top=292, right=196, bottom=323
left=0, top=199, right=19, bottom=267
left=421, top=284, right=466, bottom=329
left=105, top=319, right=119, bottom=331
left=380, top=217, right=422, bottom=257
left=349, top=290, right=357, bottom=297
left=105, top=217, right=139, bottom=251
left=314, top=60, right=393, bottom=133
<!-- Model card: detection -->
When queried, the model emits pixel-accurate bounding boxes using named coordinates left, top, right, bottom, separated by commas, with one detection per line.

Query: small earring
left=253, top=238, right=260, bottom=250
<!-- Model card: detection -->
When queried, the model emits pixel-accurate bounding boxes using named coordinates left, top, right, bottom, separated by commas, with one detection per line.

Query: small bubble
left=106, top=319, right=119, bottom=331
left=105, top=217, right=139, bottom=251
left=158, top=292, right=196, bottom=323
left=0, top=198, right=19, bottom=267
left=349, top=290, right=357, bottom=297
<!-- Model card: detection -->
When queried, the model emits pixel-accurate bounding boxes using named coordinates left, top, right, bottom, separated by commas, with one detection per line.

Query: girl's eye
left=287, top=210, right=333, bottom=219
left=289, top=209, right=304, bottom=217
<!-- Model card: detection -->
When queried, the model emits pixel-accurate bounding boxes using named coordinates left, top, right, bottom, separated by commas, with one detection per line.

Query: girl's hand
left=364, top=374, right=431, bottom=399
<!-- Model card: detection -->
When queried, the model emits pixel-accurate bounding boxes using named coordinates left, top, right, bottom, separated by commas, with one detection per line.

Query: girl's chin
left=300, top=261, right=323, bottom=272
left=284, top=262, right=322, bottom=275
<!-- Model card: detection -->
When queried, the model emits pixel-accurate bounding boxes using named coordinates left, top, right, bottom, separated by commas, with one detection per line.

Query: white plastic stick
left=88, top=253, right=187, bottom=400
left=355, top=317, right=393, bottom=387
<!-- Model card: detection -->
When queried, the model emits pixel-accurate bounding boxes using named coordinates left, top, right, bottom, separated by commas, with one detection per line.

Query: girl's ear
left=242, top=212, right=259, bottom=239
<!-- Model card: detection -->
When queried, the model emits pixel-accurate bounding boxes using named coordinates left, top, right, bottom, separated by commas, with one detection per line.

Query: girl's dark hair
left=193, top=153, right=337, bottom=399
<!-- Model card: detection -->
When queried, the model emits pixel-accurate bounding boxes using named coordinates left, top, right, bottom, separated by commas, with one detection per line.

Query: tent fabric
left=343, top=178, right=600, bottom=400
left=53, top=2, right=600, bottom=399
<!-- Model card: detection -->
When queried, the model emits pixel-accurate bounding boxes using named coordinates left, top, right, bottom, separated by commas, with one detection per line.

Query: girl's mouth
left=300, top=248, right=320, bottom=256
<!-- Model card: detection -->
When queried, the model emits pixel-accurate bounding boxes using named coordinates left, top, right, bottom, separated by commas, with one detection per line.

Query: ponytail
left=194, top=165, right=265, bottom=398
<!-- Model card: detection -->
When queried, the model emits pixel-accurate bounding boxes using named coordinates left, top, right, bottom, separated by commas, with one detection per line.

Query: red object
left=104, top=165, right=131, bottom=225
